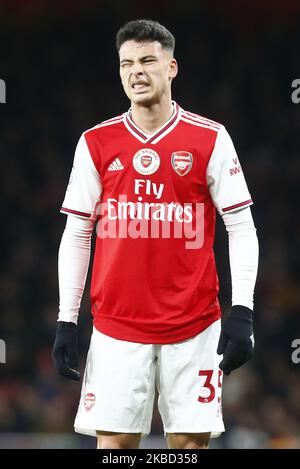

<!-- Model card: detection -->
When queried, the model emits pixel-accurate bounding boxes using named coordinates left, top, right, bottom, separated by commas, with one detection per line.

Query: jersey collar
left=124, top=101, right=181, bottom=144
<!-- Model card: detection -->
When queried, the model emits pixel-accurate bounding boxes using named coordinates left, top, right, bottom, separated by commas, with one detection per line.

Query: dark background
left=1, top=0, right=300, bottom=448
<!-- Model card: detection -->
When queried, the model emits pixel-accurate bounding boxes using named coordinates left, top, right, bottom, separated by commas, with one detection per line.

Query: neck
left=130, top=97, right=174, bottom=134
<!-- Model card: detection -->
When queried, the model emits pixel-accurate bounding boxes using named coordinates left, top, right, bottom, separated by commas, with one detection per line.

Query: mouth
left=131, top=81, right=150, bottom=93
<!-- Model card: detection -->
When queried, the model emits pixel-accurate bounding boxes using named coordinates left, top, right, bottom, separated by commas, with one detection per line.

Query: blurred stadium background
left=1, top=0, right=300, bottom=449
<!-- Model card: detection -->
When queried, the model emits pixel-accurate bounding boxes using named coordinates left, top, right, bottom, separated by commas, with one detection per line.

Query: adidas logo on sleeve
left=108, top=157, right=124, bottom=171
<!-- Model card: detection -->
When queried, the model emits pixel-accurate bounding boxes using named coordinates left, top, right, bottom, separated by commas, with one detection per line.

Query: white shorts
left=74, top=319, right=225, bottom=438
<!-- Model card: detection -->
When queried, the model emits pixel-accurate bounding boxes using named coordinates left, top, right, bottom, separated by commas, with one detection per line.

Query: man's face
left=119, top=40, right=177, bottom=106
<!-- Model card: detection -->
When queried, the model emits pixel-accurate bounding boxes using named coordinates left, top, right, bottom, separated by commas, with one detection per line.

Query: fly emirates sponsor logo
left=96, top=179, right=204, bottom=249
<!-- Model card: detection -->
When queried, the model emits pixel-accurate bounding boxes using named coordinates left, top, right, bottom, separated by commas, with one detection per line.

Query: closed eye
left=143, top=58, right=157, bottom=64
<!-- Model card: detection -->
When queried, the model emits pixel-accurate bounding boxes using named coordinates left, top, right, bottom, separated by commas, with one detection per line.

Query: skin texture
left=119, top=40, right=178, bottom=134
left=97, top=431, right=142, bottom=449
left=96, top=431, right=211, bottom=450
left=96, top=39, right=210, bottom=451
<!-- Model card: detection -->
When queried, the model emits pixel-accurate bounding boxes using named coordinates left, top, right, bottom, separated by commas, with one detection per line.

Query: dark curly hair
left=116, top=19, right=175, bottom=54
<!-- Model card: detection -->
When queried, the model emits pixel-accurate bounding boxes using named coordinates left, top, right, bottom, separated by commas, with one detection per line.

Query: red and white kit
left=61, top=102, right=253, bottom=345
left=60, top=102, right=257, bottom=438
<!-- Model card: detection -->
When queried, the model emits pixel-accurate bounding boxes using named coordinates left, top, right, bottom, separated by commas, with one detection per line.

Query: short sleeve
left=60, top=134, right=102, bottom=220
left=206, top=126, right=253, bottom=216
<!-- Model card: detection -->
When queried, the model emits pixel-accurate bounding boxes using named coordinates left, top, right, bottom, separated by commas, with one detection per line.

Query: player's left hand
left=217, top=305, right=254, bottom=376
left=52, top=321, right=81, bottom=381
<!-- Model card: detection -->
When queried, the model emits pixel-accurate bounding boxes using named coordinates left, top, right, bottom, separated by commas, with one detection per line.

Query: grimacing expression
left=119, top=40, right=178, bottom=105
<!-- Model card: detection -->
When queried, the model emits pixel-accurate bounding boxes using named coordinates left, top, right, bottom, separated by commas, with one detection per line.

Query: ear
left=169, top=58, right=178, bottom=80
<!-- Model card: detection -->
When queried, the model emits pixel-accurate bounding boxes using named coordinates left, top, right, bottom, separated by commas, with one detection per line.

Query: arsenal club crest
left=141, top=155, right=152, bottom=168
left=133, top=148, right=160, bottom=175
left=84, top=392, right=96, bottom=411
left=171, top=151, right=193, bottom=176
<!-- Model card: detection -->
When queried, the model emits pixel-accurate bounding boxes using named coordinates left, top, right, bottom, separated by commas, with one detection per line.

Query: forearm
left=222, top=207, right=259, bottom=310
left=58, top=215, right=94, bottom=324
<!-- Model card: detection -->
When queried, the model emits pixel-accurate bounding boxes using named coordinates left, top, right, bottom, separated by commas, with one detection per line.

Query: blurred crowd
left=1, top=2, right=300, bottom=448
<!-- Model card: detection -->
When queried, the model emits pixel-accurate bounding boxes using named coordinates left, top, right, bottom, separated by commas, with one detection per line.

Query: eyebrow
left=120, top=55, right=158, bottom=64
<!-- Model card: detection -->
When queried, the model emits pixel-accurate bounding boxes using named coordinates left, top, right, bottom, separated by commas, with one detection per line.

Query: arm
left=217, top=207, right=259, bottom=375
left=58, top=215, right=94, bottom=324
left=52, top=215, right=95, bottom=380
left=52, top=133, right=102, bottom=380
left=223, top=206, right=259, bottom=311
left=206, top=125, right=259, bottom=375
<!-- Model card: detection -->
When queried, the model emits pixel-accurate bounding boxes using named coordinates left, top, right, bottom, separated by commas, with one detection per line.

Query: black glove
left=217, top=305, right=254, bottom=376
left=52, top=321, right=80, bottom=381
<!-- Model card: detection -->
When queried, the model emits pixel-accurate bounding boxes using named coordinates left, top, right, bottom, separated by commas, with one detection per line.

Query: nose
left=131, top=61, right=144, bottom=76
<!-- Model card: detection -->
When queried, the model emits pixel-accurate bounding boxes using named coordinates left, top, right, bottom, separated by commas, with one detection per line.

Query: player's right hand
left=52, top=321, right=81, bottom=381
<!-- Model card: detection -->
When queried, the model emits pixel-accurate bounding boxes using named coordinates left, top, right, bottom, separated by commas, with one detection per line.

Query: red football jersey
left=61, top=102, right=253, bottom=343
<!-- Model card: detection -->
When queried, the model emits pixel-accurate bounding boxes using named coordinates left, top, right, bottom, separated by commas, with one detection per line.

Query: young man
left=52, top=19, right=259, bottom=449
